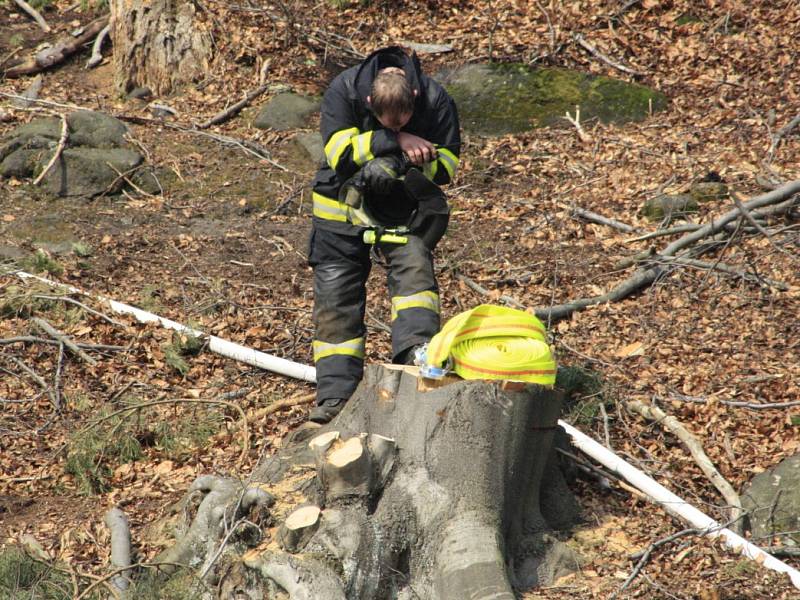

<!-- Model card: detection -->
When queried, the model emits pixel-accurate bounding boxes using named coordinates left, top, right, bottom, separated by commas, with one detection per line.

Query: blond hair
left=370, top=69, right=414, bottom=117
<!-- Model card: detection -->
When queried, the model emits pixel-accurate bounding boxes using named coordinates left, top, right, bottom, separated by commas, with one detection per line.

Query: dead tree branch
left=563, top=105, right=591, bottom=142
left=569, top=205, right=636, bottom=232
left=32, top=317, right=97, bottom=365
left=3, top=16, right=109, bottom=78
left=625, top=400, right=743, bottom=531
left=32, top=113, right=68, bottom=185
left=768, top=113, right=800, bottom=160
left=13, top=0, right=51, bottom=32
left=535, top=179, right=800, bottom=322
left=85, top=23, right=111, bottom=69
left=573, top=33, right=643, bottom=76
left=197, top=82, right=287, bottom=130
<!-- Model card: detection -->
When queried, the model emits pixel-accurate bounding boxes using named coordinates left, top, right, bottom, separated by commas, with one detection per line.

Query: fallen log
left=3, top=16, right=109, bottom=78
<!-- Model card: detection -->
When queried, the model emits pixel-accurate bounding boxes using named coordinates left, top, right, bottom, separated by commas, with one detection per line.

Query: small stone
left=641, top=194, right=699, bottom=221
left=689, top=181, right=728, bottom=203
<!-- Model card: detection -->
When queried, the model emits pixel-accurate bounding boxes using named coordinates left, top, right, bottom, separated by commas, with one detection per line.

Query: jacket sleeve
left=320, top=80, right=401, bottom=180
left=422, top=94, right=461, bottom=186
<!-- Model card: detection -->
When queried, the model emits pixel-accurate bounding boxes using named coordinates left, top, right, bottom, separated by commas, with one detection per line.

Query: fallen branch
left=456, top=272, right=526, bottom=310
left=569, top=206, right=636, bottom=232
left=667, top=394, right=800, bottom=411
left=625, top=400, right=743, bottom=531
left=536, top=179, right=800, bottom=322
left=0, top=336, right=125, bottom=351
left=250, top=392, right=315, bottom=421
left=85, top=23, right=111, bottom=69
left=32, top=317, right=97, bottom=365
left=651, top=254, right=788, bottom=291
left=32, top=113, right=68, bottom=186
left=573, top=33, right=643, bottom=76
left=197, top=82, right=284, bottom=129
left=13, top=0, right=51, bottom=32
left=614, top=527, right=699, bottom=596
left=3, top=16, right=109, bottom=78
left=624, top=223, right=703, bottom=243
left=768, top=112, right=800, bottom=159
left=32, top=295, right=125, bottom=326
left=13, top=74, right=44, bottom=108
left=563, top=105, right=591, bottom=142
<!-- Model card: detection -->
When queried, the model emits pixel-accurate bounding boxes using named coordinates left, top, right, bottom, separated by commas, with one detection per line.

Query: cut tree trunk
left=109, top=0, right=213, bottom=95
left=142, top=365, right=582, bottom=599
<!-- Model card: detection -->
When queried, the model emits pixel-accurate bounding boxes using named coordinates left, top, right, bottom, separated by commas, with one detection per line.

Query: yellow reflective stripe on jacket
left=391, top=290, right=440, bottom=321
left=422, top=160, right=439, bottom=181
left=312, top=192, right=349, bottom=222
left=324, top=127, right=359, bottom=169
left=426, top=304, right=555, bottom=385
left=437, top=147, right=459, bottom=179
left=313, top=336, right=365, bottom=361
left=352, top=131, right=375, bottom=166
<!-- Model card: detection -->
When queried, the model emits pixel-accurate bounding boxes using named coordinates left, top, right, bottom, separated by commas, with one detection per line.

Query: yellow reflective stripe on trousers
left=351, top=131, right=375, bottom=166
left=324, top=127, right=359, bottom=169
left=437, top=147, right=459, bottom=179
left=312, top=192, right=349, bottom=222
left=313, top=337, right=365, bottom=361
left=391, top=290, right=440, bottom=321
left=425, top=304, right=555, bottom=385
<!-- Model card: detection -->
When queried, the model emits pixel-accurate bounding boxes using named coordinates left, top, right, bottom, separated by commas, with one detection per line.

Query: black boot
left=309, top=398, right=346, bottom=424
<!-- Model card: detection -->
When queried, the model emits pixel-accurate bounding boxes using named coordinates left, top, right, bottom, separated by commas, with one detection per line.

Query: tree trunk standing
left=109, top=0, right=213, bottom=95
left=142, top=365, right=583, bottom=599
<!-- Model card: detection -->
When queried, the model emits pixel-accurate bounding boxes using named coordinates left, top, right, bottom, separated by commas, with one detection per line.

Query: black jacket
left=311, top=47, right=461, bottom=235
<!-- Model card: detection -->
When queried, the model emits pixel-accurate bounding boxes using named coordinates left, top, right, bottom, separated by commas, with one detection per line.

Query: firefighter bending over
left=308, top=46, right=461, bottom=423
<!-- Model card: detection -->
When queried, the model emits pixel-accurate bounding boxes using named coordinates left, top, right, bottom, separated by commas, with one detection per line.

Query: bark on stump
left=109, top=0, right=213, bottom=95
left=148, top=365, right=579, bottom=598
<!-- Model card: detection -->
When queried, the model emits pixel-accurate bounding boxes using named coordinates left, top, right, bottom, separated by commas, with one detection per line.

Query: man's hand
left=397, top=132, right=437, bottom=166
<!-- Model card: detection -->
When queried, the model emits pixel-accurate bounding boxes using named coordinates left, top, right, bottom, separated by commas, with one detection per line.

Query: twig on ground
left=573, top=33, right=643, bottom=76
left=625, top=223, right=702, bottom=242
left=667, top=393, right=800, bottom=410
left=456, top=272, right=526, bottom=310
left=568, top=205, right=636, bottom=232
left=85, top=23, right=111, bottom=69
left=625, top=400, right=743, bottom=531
left=0, top=336, right=125, bottom=352
left=32, top=295, right=125, bottom=326
left=534, top=0, right=557, bottom=57
left=650, top=254, right=788, bottom=291
left=197, top=82, right=287, bottom=129
left=33, top=113, right=68, bottom=186
left=53, top=342, right=64, bottom=411
left=250, top=392, right=315, bottom=421
left=612, top=528, right=699, bottom=597
left=8, top=357, right=55, bottom=405
left=768, top=112, right=800, bottom=160
left=32, top=317, right=97, bottom=365
left=563, top=105, right=591, bottom=142
left=13, top=0, right=51, bottom=32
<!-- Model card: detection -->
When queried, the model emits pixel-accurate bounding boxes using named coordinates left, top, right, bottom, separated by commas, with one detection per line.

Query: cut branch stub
left=278, top=505, right=321, bottom=553
left=320, top=435, right=372, bottom=500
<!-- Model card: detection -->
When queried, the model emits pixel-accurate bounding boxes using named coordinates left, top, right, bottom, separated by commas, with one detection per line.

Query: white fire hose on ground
left=10, top=270, right=800, bottom=590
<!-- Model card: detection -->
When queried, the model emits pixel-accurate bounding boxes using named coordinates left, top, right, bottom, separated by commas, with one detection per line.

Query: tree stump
left=146, top=365, right=581, bottom=598
left=109, top=0, right=213, bottom=95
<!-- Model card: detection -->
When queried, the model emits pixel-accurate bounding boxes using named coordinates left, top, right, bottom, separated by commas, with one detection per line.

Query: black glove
left=361, top=156, right=404, bottom=195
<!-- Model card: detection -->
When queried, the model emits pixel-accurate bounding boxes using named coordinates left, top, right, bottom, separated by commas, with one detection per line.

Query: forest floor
left=1, top=0, right=799, bottom=598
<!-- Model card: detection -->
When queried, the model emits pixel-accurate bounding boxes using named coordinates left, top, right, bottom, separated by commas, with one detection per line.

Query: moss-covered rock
left=689, top=181, right=728, bottom=203
left=254, top=92, right=321, bottom=131
left=437, top=63, right=667, bottom=136
left=37, top=147, right=143, bottom=197
left=641, top=193, right=698, bottom=221
left=741, top=453, right=800, bottom=545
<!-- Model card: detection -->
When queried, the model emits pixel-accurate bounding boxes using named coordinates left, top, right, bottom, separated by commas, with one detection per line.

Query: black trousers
left=309, top=226, right=440, bottom=404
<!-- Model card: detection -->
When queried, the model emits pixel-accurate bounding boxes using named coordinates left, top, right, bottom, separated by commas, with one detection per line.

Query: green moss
left=443, top=64, right=667, bottom=136
left=676, top=13, right=702, bottom=25
left=20, top=249, right=63, bottom=276
left=0, top=547, right=80, bottom=600
left=65, top=410, right=143, bottom=494
left=556, top=365, right=607, bottom=425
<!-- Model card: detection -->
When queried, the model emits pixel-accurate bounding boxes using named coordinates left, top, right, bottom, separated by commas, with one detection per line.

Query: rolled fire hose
left=424, top=304, right=556, bottom=385
left=9, top=272, right=800, bottom=590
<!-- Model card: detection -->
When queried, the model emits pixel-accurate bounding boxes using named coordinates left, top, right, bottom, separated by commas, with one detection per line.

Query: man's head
left=368, top=67, right=415, bottom=132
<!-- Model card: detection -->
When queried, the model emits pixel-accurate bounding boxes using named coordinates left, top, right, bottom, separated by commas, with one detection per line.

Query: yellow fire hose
left=423, top=304, right=556, bottom=385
